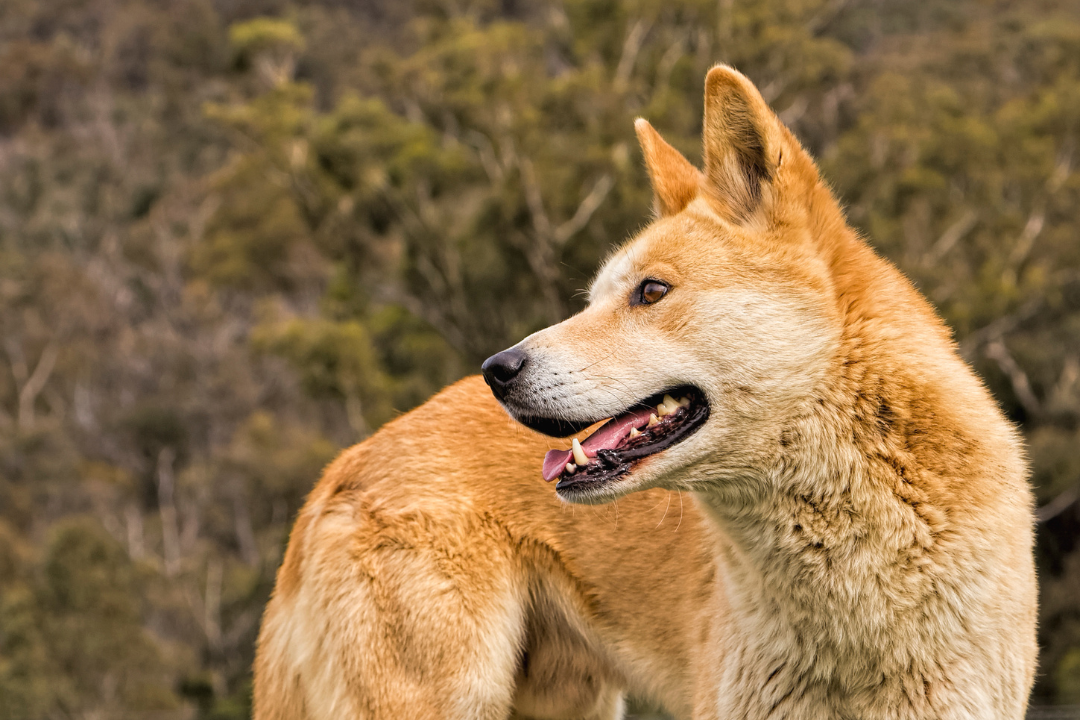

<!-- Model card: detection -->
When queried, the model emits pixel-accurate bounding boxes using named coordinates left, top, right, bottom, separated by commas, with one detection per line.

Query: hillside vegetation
left=1, top=0, right=1079, bottom=716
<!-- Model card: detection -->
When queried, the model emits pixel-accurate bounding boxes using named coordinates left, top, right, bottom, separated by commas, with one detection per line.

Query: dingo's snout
left=481, top=347, right=527, bottom=400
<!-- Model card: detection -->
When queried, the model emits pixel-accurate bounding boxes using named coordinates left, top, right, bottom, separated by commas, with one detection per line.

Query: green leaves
left=0, top=518, right=183, bottom=718
left=252, top=317, right=389, bottom=434
left=229, top=18, right=305, bottom=59
left=1, top=0, right=1080, bottom=713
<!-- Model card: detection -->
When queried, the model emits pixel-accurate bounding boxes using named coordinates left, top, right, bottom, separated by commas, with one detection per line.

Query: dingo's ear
left=701, top=65, right=785, bottom=223
left=635, top=118, right=703, bottom=217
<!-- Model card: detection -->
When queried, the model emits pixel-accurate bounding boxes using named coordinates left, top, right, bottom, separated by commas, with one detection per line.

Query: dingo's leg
left=509, top=589, right=626, bottom=720
left=510, top=690, right=625, bottom=720
left=254, top=504, right=527, bottom=720
left=512, top=668, right=625, bottom=720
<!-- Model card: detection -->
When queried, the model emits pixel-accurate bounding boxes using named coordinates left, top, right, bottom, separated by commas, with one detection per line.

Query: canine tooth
left=629, top=427, right=641, bottom=438
left=571, top=438, right=589, bottom=466
left=662, top=394, right=678, bottom=409
left=648, top=413, right=660, bottom=427
left=657, top=402, right=672, bottom=417
left=565, top=463, right=576, bottom=474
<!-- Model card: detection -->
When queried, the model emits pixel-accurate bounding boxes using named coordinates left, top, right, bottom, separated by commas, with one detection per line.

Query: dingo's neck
left=693, top=340, right=1033, bottom=718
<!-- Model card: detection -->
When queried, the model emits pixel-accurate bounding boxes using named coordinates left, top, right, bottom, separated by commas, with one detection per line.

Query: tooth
left=572, top=438, right=589, bottom=466
left=661, top=394, right=683, bottom=414
left=678, top=396, right=690, bottom=408
left=657, top=402, right=672, bottom=417
left=648, top=413, right=660, bottom=427
left=629, top=427, right=641, bottom=438
left=565, top=463, right=577, bottom=474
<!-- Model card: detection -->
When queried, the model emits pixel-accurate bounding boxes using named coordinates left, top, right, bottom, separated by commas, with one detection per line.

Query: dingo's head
left=484, top=66, right=848, bottom=504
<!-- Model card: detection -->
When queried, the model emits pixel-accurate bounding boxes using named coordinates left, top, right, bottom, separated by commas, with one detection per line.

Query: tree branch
left=17, top=339, right=59, bottom=430
left=613, top=19, right=650, bottom=93
left=984, top=339, right=1041, bottom=418
left=157, top=447, right=182, bottom=577
left=926, top=209, right=977, bottom=265
left=959, top=296, right=1042, bottom=359
left=519, top=156, right=553, bottom=241
left=1038, top=485, right=1079, bottom=523
left=554, top=174, right=614, bottom=246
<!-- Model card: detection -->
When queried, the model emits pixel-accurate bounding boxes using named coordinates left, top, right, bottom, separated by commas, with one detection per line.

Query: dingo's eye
left=633, top=280, right=669, bottom=306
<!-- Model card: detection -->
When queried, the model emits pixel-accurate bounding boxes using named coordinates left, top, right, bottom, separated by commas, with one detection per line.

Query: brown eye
left=634, top=280, right=669, bottom=306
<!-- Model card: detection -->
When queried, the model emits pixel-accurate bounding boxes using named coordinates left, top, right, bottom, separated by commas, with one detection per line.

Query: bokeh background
left=1, top=0, right=1079, bottom=717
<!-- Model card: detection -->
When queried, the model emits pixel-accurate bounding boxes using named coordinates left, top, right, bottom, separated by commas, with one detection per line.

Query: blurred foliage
left=0, top=0, right=1078, bottom=716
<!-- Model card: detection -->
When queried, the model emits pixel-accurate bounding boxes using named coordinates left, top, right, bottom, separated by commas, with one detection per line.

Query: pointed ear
left=635, top=118, right=703, bottom=217
left=701, top=65, right=785, bottom=223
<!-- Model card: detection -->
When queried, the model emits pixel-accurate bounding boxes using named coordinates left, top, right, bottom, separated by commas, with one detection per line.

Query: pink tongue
left=542, top=449, right=572, bottom=481
left=540, top=406, right=655, bottom=482
left=581, top=407, right=654, bottom=455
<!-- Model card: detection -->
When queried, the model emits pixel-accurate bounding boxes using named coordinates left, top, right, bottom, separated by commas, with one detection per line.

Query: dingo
left=254, top=66, right=1037, bottom=719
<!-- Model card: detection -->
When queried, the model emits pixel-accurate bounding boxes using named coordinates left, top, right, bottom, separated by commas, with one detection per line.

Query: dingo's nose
left=481, top=348, right=527, bottom=399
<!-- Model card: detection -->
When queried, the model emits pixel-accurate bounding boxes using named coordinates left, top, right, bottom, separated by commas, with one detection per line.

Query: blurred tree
left=0, top=0, right=1077, bottom=715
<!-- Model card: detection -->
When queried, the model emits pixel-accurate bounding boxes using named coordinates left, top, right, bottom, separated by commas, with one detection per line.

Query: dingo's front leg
left=254, top=497, right=527, bottom=720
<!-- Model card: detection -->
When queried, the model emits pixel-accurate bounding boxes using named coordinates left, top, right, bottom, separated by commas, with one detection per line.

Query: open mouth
left=534, top=386, right=709, bottom=493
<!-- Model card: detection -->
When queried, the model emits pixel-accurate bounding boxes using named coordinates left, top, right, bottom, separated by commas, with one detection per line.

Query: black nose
left=481, top=347, right=527, bottom=399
